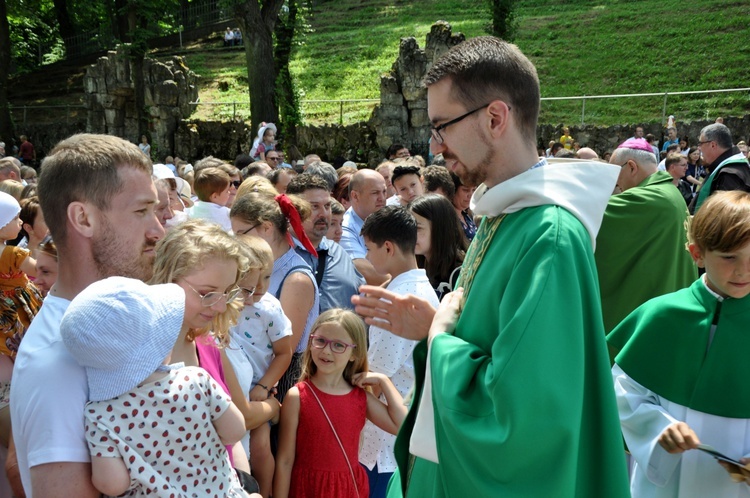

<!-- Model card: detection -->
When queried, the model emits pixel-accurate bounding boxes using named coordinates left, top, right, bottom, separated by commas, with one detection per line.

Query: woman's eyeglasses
left=235, top=224, right=260, bottom=235
left=183, top=282, right=242, bottom=307
left=310, top=335, right=357, bottom=354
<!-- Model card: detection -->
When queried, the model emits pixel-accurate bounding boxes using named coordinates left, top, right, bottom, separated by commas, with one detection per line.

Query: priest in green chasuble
left=353, top=36, right=630, bottom=497
left=596, top=137, right=696, bottom=336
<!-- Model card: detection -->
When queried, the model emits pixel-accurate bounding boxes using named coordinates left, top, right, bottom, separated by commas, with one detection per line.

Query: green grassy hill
left=185, top=0, right=750, bottom=126
left=11, top=0, right=750, bottom=128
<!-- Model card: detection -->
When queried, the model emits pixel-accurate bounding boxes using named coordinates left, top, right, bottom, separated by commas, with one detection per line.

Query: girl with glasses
left=274, top=309, right=406, bottom=498
left=150, top=219, right=280, bottom=480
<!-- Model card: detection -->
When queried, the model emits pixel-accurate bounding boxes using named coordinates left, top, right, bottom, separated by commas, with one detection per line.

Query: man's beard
left=92, top=217, right=156, bottom=282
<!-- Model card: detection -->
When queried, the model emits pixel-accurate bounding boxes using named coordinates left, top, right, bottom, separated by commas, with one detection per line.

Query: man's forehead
left=302, top=188, right=330, bottom=202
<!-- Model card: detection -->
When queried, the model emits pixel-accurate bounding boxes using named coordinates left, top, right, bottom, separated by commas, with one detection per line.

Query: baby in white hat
left=61, top=276, right=253, bottom=497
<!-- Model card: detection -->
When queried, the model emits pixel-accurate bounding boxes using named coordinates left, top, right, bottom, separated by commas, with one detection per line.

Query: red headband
left=275, top=194, right=318, bottom=258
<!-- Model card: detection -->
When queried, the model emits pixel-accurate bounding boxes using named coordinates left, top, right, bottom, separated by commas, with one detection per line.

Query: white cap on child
left=60, top=276, right=186, bottom=402
left=0, top=191, right=20, bottom=229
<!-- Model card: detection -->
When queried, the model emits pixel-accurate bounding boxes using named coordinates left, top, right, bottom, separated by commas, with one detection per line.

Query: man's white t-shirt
left=10, top=296, right=83, bottom=498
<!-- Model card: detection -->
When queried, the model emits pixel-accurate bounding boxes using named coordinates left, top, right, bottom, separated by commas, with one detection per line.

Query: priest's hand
left=428, top=288, right=464, bottom=343
left=352, top=285, right=436, bottom=341
left=657, top=422, right=700, bottom=453
left=718, top=458, right=750, bottom=486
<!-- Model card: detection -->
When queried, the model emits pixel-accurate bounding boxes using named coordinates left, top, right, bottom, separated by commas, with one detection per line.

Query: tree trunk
left=489, top=0, right=517, bottom=42
left=52, top=0, right=78, bottom=57
left=114, top=0, right=131, bottom=42
left=0, top=0, right=15, bottom=147
left=274, top=0, right=300, bottom=144
left=127, top=4, right=150, bottom=147
left=234, top=0, right=285, bottom=134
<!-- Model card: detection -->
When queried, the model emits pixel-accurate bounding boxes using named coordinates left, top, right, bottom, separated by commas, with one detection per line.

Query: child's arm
left=273, top=386, right=301, bottom=498
left=19, top=252, right=36, bottom=278
left=249, top=336, right=292, bottom=402
left=91, top=456, right=130, bottom=497
left=221, top=350, right=281, bottom=429
left=353, top=372, right=407, bottom=435
left=214, top=400, right=247, bottom=446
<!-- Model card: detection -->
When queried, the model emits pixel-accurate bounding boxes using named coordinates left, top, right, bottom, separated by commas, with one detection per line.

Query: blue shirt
left=294, top=237, right=366, bottom=313
left=270, top=248, right=319, bottom=353
left=661, top=138, right=679, bottom=152
left=340, top=207, right=367, bottom=259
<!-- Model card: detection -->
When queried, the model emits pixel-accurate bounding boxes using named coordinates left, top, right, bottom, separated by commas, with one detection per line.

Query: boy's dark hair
left=235, top=154, right=253, bottom=169
left=422, top=165, right=455, bottom=200
left=361, top=205, right=417, bottom=255
left=286, top=174, right=329, bottom=195
left=194, top=167, right=230, bottom=202
left=386, top=144, right=406, bottom=159
left=391, top=165, right=421, bottom=186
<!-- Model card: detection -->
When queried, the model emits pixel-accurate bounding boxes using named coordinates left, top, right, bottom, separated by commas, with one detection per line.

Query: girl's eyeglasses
left=239, top=286, right=256, bottom=298
left=310, top=335, right=357, bottom=354
left=183, top=282, right=242, bottom=307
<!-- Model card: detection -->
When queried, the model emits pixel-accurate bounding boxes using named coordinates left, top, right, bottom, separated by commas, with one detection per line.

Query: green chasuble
left=608, top=278, right=750, bottom=418
left=595, top=171, right=696, bottom=334
left=387, top=205, right=630, bottom=497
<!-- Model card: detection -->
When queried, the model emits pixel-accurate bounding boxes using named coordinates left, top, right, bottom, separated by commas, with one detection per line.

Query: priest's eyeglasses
left=430, top=103, right=510, bottom=145
left=310, top=335, right=357, bottom=354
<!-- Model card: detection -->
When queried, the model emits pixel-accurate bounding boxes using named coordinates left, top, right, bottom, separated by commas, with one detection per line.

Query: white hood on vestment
left=471, top=158, right=619, bottom=250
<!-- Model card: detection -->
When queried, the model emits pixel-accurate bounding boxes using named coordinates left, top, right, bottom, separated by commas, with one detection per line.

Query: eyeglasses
left=230, top=180, right=242, bottom=188
left=266, top=156, right=281, bottom=162
left=239, top=286, right=256, bottom=298
left=431, top=103, right=508, bottom=145
left=697, top=140, right=714, bottom=146
left=183, top=282, right=242, bottom=307
left=310, top=335, right=357, bottom=354
left=235, top=223, right=260, bottom=235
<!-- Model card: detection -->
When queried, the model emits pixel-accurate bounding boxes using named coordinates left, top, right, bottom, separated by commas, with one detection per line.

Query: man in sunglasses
left=353, top=36, right=629, bottom=497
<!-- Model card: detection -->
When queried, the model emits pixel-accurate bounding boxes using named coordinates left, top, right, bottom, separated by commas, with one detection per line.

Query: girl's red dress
left=289, top=380, right=368, bottom=498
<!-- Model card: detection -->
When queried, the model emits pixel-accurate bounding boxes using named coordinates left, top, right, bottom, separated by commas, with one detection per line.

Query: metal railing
left=10, top=88, right=750, bottom=129
left=543, top=87, right=750, bottom=126
left=9, top=104, right=86, bottom=127
left=189, top=98, right=380, bottom=124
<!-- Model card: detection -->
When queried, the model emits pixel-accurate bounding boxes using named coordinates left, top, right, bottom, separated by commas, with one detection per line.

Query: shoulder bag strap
left=303, top=381, right=359, bottom=496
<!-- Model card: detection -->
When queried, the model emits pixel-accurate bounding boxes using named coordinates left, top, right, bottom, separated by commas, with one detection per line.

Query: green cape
left=387, top=206, right=629, bottom=497
left=608, top=278, right=750, bottom=418
left=595, top=171, right=696, bottom=334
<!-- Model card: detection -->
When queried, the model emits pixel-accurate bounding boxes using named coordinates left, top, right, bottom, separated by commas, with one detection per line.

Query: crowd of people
left=0, top=34, right=749, bottom=498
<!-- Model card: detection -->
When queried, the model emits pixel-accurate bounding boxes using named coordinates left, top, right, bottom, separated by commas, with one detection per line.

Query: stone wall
left=84, top=46, right=199, bottom=156
left=369, top=21, right=464, bottom=155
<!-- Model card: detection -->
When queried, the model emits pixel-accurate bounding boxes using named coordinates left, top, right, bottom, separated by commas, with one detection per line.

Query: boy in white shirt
left=187, top=167, right=232, bottom=231
left=359, top=206, right=439, bottom=497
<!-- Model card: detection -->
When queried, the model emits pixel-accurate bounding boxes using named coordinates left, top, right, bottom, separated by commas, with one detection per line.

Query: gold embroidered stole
left=456, top=214, right=507, bottom=310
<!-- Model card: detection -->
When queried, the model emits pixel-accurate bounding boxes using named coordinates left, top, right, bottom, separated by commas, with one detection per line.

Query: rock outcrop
left=84, top=45, right=198, bottom=156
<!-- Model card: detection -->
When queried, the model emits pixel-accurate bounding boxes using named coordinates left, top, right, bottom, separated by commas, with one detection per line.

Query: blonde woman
left=149, top=219, right=280, bottom=476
